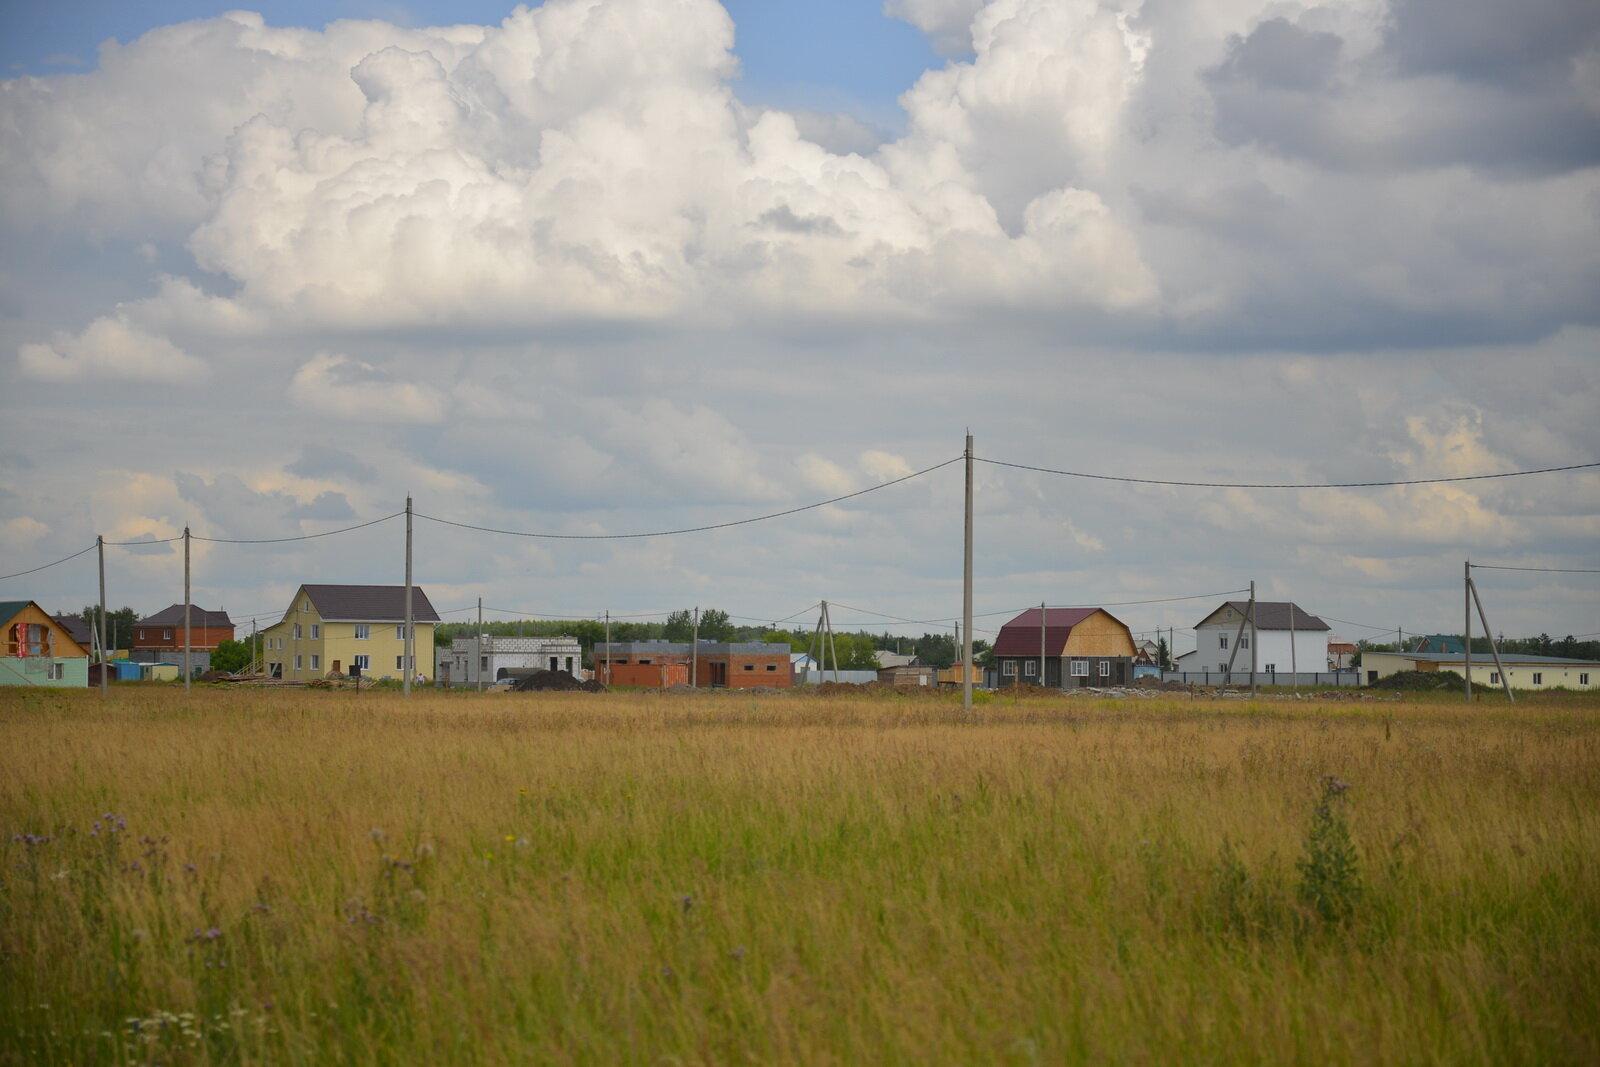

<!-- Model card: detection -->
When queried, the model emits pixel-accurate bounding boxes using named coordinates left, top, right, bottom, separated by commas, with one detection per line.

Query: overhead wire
left=1470, top=563, right=1600, bottom=574
left=0, top=543, right=96, bottom=582
left=975, top=456, right=1600, bottom=488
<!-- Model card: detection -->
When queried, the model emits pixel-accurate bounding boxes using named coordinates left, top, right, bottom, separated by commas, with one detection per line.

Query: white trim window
left=395, top=625, right=405, bottom=640
left=1002, top=661, right=1017, bottom=676
left=163, top=629, right=173, bottom=640
left=47, top=663, right=64, bottom=680
left=294, top=654, right=303, bottom=670
left=1582, top=673, right=1590, bottom=686
left=1098, top=660, right=1110, bottom=678
left=1491, top=672, right=1500, bottom=685
left=310, top=654, right=320, bottom=671
left=353, top=654, right=370, bottom=671
left=1532, top=673, right=1542, bottom=685
left=292, top=623, right=302, bottom=640
left=1264, top=663, right=1276, bottom=673
left=1070, top=659, right=1089, bottom=677
left=1219, top=635, right=1228, bottom=649
left=397, top=655, right=413, bottom=671
left=354, top=624, right=370, bottom=640
left=1023, top=660, right=1037, bottom=677
left=1240, top=637, right=1250, bottom=649
left=310, top=624, right=320, bottom=639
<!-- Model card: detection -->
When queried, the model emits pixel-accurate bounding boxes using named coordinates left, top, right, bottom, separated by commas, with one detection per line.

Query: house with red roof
left=991, top=607, right=1137, bottom=688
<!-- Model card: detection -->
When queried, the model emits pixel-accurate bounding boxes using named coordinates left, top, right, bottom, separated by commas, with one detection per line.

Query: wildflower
left=504, top=834, right=515, bottom=843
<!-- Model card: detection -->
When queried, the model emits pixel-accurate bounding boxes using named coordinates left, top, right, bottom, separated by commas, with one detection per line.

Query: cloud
left=884, top=0, right=986, bottom=55
left=287, top=353, right=445, bottom=424
left=287, top=447, right=378, bottom=483
left=17, top=315, right=206, bottom=382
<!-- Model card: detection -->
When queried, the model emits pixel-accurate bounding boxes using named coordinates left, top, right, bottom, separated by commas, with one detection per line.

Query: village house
left=437, top=635, right=583, bottom=687
left=1, top=600, right=89, bottom=687
left=1362, top=650, right=1598, bottom=690
left=991, top=607, right=1137, bottom=688
left=1192, top=601, right=1329, bottom=677
left=131, top=604, right=234, bottom=674
left=260, top=584, right=438, bottom=683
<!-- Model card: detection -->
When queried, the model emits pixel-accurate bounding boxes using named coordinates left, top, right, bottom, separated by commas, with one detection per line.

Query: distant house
left=132, top=604, right=234, bottom=673
left=437, top=635, right=582, bottom=688
left=992, top=607, right=1137, bottom=688
left=1362, top=651, right=1597, bottom=690
left=873, top=650, right=916, bottom=670
left=260, top=585, right=439, bottom=682
left=878, top=664, right=937, bottom=688
left=1, top=600, right=88, bottom=687
left=1132, top=638, right=1160, bottom=665
left=1192, top=601, right=1329, bottom=676
left=1411, top=634, right=1465, bottom=654
left=1328, top=641, right=1358, bottom=670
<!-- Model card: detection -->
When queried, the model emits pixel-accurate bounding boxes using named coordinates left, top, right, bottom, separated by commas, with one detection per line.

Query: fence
left=1160, top=670, right=1361, bottom=687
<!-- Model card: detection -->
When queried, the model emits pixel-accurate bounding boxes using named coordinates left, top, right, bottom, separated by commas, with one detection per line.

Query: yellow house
left=260, top=584, right=439, bottom=683
left=1362, top=651, right=1598, bottom=691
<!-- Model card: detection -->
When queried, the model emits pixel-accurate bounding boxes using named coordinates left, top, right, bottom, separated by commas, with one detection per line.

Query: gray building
left=437, top=635, right=583, bottom=688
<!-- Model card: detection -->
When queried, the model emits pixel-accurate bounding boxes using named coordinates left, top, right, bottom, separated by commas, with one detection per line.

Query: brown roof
left=137, top=604, right=234, bottom=628
left=1198, top=601, right=1329, bottom=632
left=993, top=607, right=1105, bottom=657
left=300, top=584, right=440, bottom=623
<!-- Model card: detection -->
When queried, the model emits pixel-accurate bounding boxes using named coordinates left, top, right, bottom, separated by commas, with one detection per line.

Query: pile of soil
left=510, top=670, right=605, bottom=693
left=1370, top=669, right=1465, bottom=691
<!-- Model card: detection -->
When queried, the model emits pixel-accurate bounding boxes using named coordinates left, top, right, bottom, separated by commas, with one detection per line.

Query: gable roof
left=992, top=607, right=1103, bottom=657
left=52, top=614, right=93, bottom=645
left=0, top=601, right=32, bottom=625
left=0, top=601, right=89, bottom=656
left=136, top=604, right=234, bottom=628
left=299, top=584, right=441, bottom=623
left=1196, top=601, right=1329, bottom=632
left=1412, top=634, right=1464, bottom=654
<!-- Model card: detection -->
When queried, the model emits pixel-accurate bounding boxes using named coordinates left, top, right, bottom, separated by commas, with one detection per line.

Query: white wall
left=1194, top=624, right=1329, bottom=675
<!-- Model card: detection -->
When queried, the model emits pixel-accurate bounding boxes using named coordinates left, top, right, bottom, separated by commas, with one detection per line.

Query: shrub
left=1297, top=776, right=1361, bottom=925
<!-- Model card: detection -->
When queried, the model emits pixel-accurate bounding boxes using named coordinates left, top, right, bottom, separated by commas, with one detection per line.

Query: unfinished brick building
left=593, top=641, right=793, bottom=688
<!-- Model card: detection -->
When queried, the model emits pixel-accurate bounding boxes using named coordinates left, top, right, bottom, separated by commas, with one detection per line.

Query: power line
left=975, top=456, right=1600, bottom=489
left=0, top=543, right=95, bottom=582
left=1471, top=563, right=1600, bottom=574
left=414, top=458, right=961, bottom=540
left=192, top=512, right=404, bottom=544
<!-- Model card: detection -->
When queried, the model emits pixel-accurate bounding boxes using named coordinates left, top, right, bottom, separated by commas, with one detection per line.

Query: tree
left=663, top=610, right=694, bottom=642
left=209, top=638, right=252, bottom=674
left=1157, top=636, right=1170, bottom=670
left=698, top=608, right=732, bottom=642
left=78, top=605, right=137, bottom=651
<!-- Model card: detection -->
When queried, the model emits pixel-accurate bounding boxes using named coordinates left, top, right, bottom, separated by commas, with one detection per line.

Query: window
left=480, top=656, right=488, bottom=671
left=1220, top=663, right=1229, bottom=673
left=1491, top=672, right=1500, bottom=684
left=1023, top=660, right=1037, bottom=677
left=1264, top=663, right=1276, bottom=673
left=1071, top=659, right=1089, bottom=677
left=294, top=655, right=303, bottom=670
left=398, top=655, right=412, bottom=671
left=565, top=657, right=574, bottom=672
left=1002, top=661, right=1016, bottom=676
left=354, top=624, right=370, bottom=640
left=1219, top=635, right=1228, bottom=649
left=766, top=664, right=777, bottom=671
left=744, top=664, right=755, bottom=671
left=1098, top=661, right=1110, bottom=677
left=550, top=657, right=559, bottom=671
left=292, top=624, right=302, bottom=640
left=310, top=624, right=320, bottom=639
left=311, top=654, right=320, bottom=671
left=47, top=663, right=64, bottom=680
left=353, top=654, right=370, bottom=671
left=395, top=625, right=405, bottom=640
left=1240, top=636, right=1249, bottom=649
left=1582, top=674, right=1590, bottom=686
left=138, top=629, right=145, bottom=641
left=302, top=598, right=310, bottom=613
left=163, top=629, right=172, bottom=640
left=1532, top=673, right=1542, bottom=685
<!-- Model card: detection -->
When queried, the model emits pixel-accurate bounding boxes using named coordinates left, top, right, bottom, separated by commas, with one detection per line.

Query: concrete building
left=1192, top=601, right=1329, bottom=677
left=437, top=635, right=582, bottom=688
left=1361, top=651, right=1598, bottom=690
left=1, top=600, right=88, bottom=687
left=594, top=640, right=793, bottom=688
left=261, top=584, right=438, bottom=682
left=992, top=607, right=1137, bottom=688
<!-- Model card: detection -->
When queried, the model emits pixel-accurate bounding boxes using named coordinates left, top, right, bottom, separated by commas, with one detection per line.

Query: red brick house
left=133, top=604, right=234, bottom=653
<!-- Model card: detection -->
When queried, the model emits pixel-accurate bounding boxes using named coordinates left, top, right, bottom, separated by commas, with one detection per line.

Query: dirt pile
left=510, top=670, right=606, bottom=693
left=1371, top=669, right=1465, bottom=692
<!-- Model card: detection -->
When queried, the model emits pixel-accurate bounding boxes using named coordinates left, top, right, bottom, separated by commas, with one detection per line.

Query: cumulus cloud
left=288, top=354, right=445, bottom=424
left=884, top=0, right=986, bottom=55
left=17, top=315, right=207, bottom=382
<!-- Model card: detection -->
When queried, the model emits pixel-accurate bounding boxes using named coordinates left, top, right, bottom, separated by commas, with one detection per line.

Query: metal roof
left=1197, top=601, right=1330, bottom=631
left=992, top=607, right=1115, bottom=657
left=136, top=604, right=234, bottom=628
left=1376, top=651, right=1600, bottom=666
left=299, top=585, right=441, bottom=623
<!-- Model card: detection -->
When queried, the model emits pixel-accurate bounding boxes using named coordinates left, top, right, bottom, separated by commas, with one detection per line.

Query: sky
left=0, top=0, right=1597, bottom=649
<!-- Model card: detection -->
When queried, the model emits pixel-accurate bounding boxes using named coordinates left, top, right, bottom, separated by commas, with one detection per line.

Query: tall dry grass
left=2, top=686, right=1598, bottom=1064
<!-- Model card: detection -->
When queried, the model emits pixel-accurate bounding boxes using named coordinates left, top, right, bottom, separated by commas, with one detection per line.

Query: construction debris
left=510, top=669, right=606, bottom=693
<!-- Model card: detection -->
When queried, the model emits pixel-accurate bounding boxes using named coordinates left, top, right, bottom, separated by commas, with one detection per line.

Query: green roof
left=0, top=601, right=34, bottom=624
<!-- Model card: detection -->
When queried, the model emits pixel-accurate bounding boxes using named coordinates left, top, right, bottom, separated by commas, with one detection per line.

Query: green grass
left=2, top=687, right=1598, bottom=1064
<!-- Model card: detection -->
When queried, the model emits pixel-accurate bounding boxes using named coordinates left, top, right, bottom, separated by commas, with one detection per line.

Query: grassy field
left=2, top=686, right=1598, bottom=1065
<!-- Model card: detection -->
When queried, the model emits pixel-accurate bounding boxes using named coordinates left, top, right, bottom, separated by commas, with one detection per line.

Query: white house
left=437, top=635, right=583, bottom=687
left=1192, top=601, right=1330, bottom=677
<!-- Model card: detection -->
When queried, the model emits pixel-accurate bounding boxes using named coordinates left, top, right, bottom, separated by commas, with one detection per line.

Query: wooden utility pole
left=962, top=432, right=974, bottom=712
left=1290, top=602, right=1298, bottom=692
left=1464, top=560, right=1472, bottom=702
left=96, top=535, right=107, bottom=698
left=1468, top=576, right=1514, bottom=703
left=404, top=495, right=413, bottom=696
left=476, top=596, right=484, bottom=692
left=1248, top=580, right=1258, bottom=698
left=183, top=526, right=191, bottom=692
left=604, top=610, right=611, bottom=687
left=691, top=606, right=699, bottom=688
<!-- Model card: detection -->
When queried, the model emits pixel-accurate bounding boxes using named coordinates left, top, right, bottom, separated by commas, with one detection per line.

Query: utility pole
left=1168, top=626, right=1175, bottom=673
left=1290, top=602, right=1298, bottom=692
left=96, top=535, right=107, bottom=698
left=1464, top=560, right=1472, bottom=702
left=962, top=432, right=974, bottom=712
left=604, top=610, right=611, bottom=687
left=825, top=601, right=840, bottom=683
left=1467, top=574, right=1514, bottom=703
left=404, top=495, right=413, bottom=697
left=691, top=606, right=699, bottom=688
left=183, top=526, right=191, bottom=692
left=1248, top=579, right=1258, bottom=699
left=251, top=617, right=258, bottom=675
left=476, top=596, right=484, bottom=692
left=1039, top=601, right=1046, bottom=688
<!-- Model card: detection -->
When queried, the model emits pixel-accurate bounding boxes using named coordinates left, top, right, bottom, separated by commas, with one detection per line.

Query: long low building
left=594, top=641, right=792, bottom=688
left=1362, top=651, right=1598, bottom=690
left=436, top=635, right=583, bottom=688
